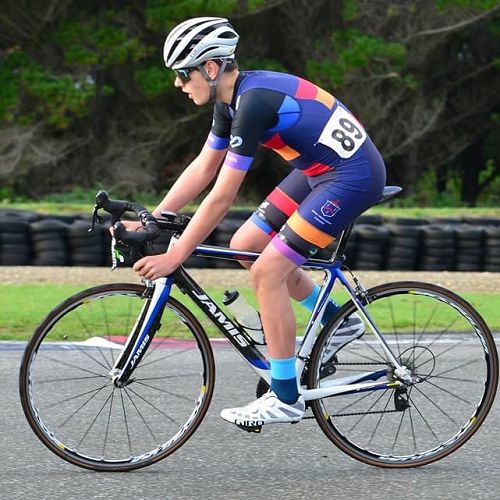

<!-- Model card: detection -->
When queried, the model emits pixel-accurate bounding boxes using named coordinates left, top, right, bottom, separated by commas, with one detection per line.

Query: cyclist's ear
left=204, top=60, right=220, bottom=79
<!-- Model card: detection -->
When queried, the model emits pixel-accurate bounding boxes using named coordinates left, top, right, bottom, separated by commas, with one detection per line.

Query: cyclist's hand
left=133, top=253, right=179, bottom=280
left=109, top=220, right=142, bottom=236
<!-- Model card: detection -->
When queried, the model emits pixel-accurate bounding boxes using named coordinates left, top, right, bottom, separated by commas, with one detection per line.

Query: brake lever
left=88, top=205, right=102, bottom=232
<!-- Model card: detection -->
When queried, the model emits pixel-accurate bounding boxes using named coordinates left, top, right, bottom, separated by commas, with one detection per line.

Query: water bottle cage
left=233, top=319, right=266, bottom=346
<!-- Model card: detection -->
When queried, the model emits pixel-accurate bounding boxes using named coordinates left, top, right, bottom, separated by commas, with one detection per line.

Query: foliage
left=0, top=50, right=98, bottom=128
left=145, top=0, right=237, bottom=32
left=0, top=0, right=498, bottom=205
left=307, top=29, right=407, bottom=88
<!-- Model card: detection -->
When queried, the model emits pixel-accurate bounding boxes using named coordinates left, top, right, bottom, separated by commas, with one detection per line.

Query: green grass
left=1, top=283, right=498, bottom=341
left=2, top=199, right=500, bottom=219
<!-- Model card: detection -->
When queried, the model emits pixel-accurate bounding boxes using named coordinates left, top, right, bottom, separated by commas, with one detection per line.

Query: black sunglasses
left=174, top=67, right=197, bottom=83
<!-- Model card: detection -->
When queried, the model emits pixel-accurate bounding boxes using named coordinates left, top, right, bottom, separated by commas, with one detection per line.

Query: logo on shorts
left=320, top=199, right=341, bottom=218
left=230, top=135, right=243, bottom=148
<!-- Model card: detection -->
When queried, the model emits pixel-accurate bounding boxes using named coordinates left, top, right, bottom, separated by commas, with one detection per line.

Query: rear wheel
left=20, top=283, right=215, bottom=471
left=308, top=281, right=498, bottom=468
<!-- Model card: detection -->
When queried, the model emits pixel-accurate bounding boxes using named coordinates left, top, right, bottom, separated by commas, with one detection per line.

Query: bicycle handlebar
left=90, top=190, right=190, bottom=253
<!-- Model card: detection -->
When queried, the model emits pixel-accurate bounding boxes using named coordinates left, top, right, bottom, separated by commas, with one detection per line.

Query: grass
left=0, top=198, right=500, bottom=218
left=1, top=283, right=498, bottom=341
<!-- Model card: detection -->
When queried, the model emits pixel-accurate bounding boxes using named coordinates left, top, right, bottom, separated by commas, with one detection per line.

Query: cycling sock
left=299, top=284, right=339, bottom=326
left=269, top=356, right=299, bottom=405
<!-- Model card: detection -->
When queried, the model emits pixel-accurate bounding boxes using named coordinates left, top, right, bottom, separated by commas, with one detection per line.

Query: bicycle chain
left=335, top=362, right=388, bottom=366
left=302, top=408, right=403, bottom=420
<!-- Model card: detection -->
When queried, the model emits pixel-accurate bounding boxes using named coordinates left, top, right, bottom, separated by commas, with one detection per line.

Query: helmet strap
left=198, top=59, right=227, bottom=101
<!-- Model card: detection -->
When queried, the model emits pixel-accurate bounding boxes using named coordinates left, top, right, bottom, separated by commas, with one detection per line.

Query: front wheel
left=19, top=283, right=215, bottom=471
left=308, top=281, right=498, bottom=468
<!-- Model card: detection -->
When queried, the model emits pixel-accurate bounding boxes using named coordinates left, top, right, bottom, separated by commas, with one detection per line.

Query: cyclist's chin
left=189, top=94, right=209, bottom=106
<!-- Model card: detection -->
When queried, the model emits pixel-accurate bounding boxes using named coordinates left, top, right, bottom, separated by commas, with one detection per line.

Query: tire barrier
left=484, top=227, right=500, bottom=272
left=0, top=209, right=499, bottom=271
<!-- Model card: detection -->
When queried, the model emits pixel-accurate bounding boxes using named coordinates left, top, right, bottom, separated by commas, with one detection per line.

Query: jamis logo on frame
left=320, top=199, right=342, bottom=218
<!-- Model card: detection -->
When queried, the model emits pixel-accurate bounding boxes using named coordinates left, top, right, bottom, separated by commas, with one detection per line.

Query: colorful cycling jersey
left=206, top=70, right=368, bottom=176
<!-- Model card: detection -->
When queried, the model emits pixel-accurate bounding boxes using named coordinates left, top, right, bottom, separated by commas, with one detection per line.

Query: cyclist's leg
left=221, top=141, right=386, bottom=428
left=230, top=169, right=320, bottom=302
left=220, top=245, right=306, bottom=427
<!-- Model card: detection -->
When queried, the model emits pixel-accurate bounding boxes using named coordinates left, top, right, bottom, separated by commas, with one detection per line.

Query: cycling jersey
left=207, top=70, right=368, bottom=175
left=205, top=70, right=386, bottom=265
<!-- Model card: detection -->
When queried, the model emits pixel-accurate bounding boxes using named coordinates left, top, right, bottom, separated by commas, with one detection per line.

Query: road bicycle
left=19, top=188, right=498, bottom=472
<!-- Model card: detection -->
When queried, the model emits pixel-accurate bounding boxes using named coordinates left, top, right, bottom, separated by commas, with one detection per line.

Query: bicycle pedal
left=236, top=423, right=263, bottom=434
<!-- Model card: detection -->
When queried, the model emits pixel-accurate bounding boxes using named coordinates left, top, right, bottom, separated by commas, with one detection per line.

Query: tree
left=0, top=0, right=498, bottom=205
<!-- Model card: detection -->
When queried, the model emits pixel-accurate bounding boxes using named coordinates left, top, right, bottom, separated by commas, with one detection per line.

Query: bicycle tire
left=19, top=283, right=215, bottom=472
left=308, top=281, right=498, bottom=468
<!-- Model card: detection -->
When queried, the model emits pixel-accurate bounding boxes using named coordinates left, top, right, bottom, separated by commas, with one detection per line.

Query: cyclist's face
left=174, top=61, right=217, bottom=105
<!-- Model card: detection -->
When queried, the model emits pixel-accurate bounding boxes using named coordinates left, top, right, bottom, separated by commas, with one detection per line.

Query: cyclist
left=132, top=17, right=386, bottom=428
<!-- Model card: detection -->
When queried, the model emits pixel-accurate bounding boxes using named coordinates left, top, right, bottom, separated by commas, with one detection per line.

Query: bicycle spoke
left=367, top=393, right=393, bottom=447
left=21, top=285, right=214, bottom=470
left=347, top=390, right=389, bottom=434
left=37, top=374, right=107, bottom=384
left=133, top=380, right=194, bottom=402
left=407, top=390, right=440, bottom=442
left=410, top=384, right=458, bottom=425
left=58, top=383, right=111, bottom=428
left=123, top=388, right=158, bottom=443
left=312, top=283, right=497, bottom=467
left=43, top=355, right=107, bottom=379
left=137, top=347, right=194, bottom=370
left=125, top=386, right=181, bottom=427
left=77, top=391, right=114, bottom=449
left=103, top=388, right=115, bottom=457
left=42, top=382, right=110, bottom=411
left=431, top=358, right=481, bottom=379
left=120, top=389, right=133, bottom=456
left=73, top=308, right=114, bottom=370
left=421, top=379, right=473, bottom=406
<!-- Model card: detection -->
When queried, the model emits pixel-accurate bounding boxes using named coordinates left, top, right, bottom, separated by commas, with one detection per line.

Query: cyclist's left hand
left=133, top=253, right=180, bottom=280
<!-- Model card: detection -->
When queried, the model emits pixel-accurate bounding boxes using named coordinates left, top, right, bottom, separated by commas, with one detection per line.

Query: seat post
left=329, top=223, right=354, bottom=262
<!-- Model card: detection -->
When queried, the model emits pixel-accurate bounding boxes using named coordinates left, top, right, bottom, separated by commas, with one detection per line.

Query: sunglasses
left=174, top=67, right=197, bottom=83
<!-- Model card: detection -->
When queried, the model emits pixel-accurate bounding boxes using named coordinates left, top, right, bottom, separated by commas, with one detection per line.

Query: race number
left=317, top=105, right=367, bottom=158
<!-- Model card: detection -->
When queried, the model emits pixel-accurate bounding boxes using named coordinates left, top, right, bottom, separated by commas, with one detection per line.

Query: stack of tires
left=67, top=220, right=107, bottom=266
left=419, top=225, right=455, bottom=271
left=484, top=227, right=500, bottom=272
left=30, top=219, right=69, bottom=266
left=453, top=225, right=484, bottom=272
left=0, top=209, right=35, bottom=265
left=385, top=221, right=422, bottom=270
left=351, top=224, right=390, bottom=270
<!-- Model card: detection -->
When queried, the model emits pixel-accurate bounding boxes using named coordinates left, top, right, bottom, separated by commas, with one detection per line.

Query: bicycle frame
left=110, top=242, right=409, bottom=399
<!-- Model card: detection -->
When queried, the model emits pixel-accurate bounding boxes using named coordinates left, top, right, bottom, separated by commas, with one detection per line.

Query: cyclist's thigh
left=276, top=143, right=386, bottom=263
left=232, top=169, right=312, bottom=250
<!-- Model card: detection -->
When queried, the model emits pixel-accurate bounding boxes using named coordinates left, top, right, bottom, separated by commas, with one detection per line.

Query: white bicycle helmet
left=163, top=17, right=239, bottom=70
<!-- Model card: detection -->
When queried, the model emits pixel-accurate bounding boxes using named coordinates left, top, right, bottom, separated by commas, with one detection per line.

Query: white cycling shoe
left=322, top=313, right=365, bottom=363
left=220, top=392, right=305, bottom=430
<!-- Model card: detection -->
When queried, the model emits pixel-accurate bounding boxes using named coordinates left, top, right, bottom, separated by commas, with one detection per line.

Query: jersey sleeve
left=222, top=89, right=279, bottom=172
left=205, top=101, right=231, bottom=150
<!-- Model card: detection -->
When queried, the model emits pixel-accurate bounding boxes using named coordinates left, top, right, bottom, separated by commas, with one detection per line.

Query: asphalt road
left=1, top=344, right=499, bottom=500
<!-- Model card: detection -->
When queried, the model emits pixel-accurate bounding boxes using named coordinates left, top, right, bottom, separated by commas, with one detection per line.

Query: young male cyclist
left=132, top=17, right=386, bottom=428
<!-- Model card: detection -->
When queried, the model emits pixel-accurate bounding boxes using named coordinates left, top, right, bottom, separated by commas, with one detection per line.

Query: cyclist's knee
left=230, top=221, right=269, bottom=252
left=250, top=253, right=287, bottom=290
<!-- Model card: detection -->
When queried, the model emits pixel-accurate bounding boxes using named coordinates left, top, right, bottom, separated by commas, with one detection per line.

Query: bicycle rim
left=308, top=281, right=498, bottom=468
left=19, top=283, right=215, bottom=471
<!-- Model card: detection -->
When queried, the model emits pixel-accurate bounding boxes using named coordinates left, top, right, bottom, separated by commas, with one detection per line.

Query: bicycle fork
left=109, top=277, right=175, bottom=387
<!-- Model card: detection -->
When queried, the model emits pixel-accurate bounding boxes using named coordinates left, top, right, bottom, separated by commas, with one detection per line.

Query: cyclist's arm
left=158, top=91, right=277, bottom=266
left=151, top=144, right=227, bottom=217
left=165, top=165, right=246, bottom=263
